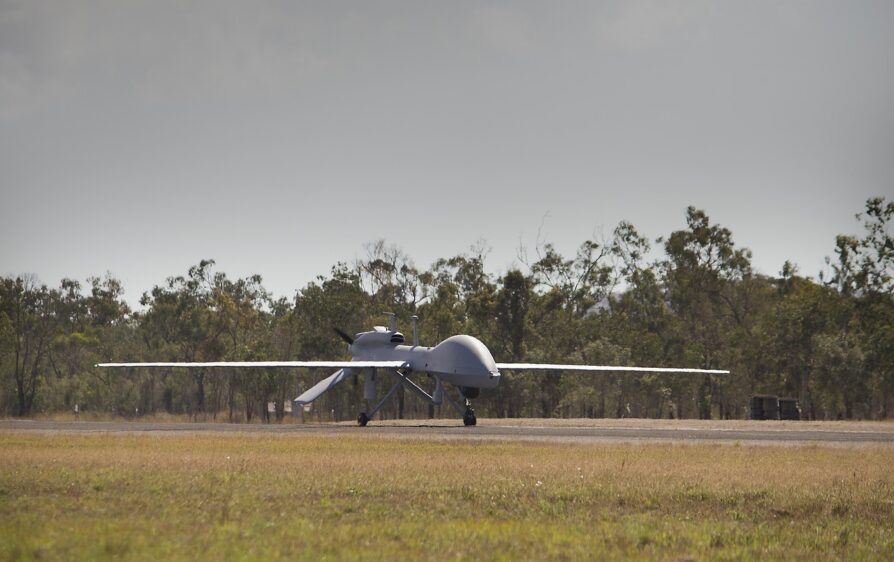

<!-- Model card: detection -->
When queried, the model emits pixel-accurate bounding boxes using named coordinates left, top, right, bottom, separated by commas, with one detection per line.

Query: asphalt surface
left=2, top=419, right=893, bottom=445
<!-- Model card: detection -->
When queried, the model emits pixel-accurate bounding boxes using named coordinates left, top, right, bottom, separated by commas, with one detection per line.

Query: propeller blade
left=333, top=327, right=354, bottom=345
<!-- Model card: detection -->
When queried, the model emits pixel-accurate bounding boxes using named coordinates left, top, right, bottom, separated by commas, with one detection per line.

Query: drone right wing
left=496, top=363, right=729, bottom=375
left=95, top=360, right=411, bottom=407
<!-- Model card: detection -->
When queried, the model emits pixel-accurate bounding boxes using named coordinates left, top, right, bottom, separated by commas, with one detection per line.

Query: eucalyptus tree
left=812, top=331, right=867, bottom=419
left=0, top=276, right=58, bottom=416
left=761, top=272, right=844, bottom=419
left=850, top=198, right=893, bottom=418
left=660, top=207, right=753, bottom=418
left=207, top=271, right=272, bottom=421
left=488, top=269, right=533, bottom=417
left=358, top=239, right=427, bottom=316
left=138, top=260, right=226, bottom=414
left=825, top=197, right=894, bottom=417
left=608, top=222, right=676, bottom=418
left=424, top=249, right=496, bottom=339
left=49, top=275, right=132, bottom=414
left=519, top=235, right=620, bottom=416
left=265, top=295, right=300, bottom=421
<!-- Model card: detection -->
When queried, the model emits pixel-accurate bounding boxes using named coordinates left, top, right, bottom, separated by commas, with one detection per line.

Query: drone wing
left=96, top=360, right=411, bottom=406
left=496, top=363, right=729, bottom=375
left=95, top=360, right=408, bottom=369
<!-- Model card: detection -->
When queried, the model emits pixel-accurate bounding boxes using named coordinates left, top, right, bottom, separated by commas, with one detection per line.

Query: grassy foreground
left=1, top=433, right=893, bottom=561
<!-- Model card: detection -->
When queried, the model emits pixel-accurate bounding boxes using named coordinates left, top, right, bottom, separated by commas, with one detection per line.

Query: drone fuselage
left=349, top=328, right=500, bottom=390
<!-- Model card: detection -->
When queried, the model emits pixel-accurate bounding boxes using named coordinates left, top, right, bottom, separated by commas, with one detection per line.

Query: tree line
left=2, top=198, right=892, bottom=421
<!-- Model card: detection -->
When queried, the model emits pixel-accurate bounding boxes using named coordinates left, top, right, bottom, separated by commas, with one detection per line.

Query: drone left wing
left=95, top=361, right=408, bottom=369
left=496, top=363, right=729, bottom=375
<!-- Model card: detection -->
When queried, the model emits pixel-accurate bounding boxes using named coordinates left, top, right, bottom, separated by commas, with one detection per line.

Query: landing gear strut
left=356, top=375, right=481, bottom=427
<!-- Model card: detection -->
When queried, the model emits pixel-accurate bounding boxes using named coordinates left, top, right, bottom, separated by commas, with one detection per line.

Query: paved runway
left=2, top=419, right=893, bottom=445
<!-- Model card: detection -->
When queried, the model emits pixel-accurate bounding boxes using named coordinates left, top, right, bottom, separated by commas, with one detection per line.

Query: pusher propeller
left=334, top=327, right=355, bottom=345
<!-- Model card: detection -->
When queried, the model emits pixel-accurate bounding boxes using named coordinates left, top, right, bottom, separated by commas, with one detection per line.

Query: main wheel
left=357, top=412, right=369, bottom=427
left=463, top=409, right=477, bottom=426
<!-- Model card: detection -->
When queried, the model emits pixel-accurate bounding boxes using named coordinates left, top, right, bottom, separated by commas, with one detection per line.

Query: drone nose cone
left=428, top=335, right=499, bottom=387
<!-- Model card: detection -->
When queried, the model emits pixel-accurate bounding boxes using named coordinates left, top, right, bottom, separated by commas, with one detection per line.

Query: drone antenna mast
left=383, top=312, right=397, bottom=332
left=411, top=315, right=419, bottom=346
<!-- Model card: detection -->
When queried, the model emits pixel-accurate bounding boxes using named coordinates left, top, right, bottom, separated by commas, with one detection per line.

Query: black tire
left=357, top=412, right=369, bottom=427
left=463, top=409, right=477, bottom=427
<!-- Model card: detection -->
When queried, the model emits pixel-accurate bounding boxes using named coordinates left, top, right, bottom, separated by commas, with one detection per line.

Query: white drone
left=98, top=313, right=728, bottom=426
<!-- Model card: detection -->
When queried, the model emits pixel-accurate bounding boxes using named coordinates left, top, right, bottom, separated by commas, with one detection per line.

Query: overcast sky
left=2, top=1, right=892, bottom=306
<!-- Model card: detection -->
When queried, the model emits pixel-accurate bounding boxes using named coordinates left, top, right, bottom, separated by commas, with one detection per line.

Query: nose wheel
left=357, top=412, right=369, bottom=427
left=463, top=406, right=477, bottom=426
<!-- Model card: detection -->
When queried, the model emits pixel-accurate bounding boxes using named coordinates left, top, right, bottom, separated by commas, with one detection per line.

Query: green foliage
left=0, top=198, right=892, bottom=419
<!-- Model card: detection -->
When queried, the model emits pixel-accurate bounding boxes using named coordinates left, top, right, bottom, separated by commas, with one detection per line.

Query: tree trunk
left=194, top=371, right=205, bottom=413
left=799, top=367, right=812, bottom=421
left=697, top=375, right=711, bottom=419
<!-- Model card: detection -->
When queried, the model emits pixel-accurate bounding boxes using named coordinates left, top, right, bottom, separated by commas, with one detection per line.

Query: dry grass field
left=1, top=431, right=893, bottom=561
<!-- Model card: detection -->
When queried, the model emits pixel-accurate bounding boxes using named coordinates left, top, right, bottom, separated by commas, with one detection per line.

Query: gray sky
left=2, top=1, right=892, bottom=306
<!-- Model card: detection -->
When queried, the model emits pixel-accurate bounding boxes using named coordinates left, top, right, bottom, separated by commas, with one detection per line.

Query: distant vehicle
left=98, top=313, right=728, bottom=426
left=750, top=395, right=801, bottom=420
